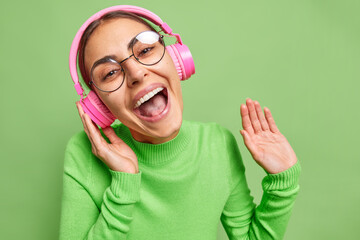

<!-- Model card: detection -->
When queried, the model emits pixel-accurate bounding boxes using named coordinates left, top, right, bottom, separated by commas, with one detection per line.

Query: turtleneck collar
left=114, top=120, right=192, bottom=165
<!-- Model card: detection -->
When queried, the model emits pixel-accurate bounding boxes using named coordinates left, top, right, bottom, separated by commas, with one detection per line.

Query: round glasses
left=89, top=30, right=166, bottom=92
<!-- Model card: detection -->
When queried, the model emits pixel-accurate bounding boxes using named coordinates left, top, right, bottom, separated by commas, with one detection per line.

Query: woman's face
left=84, top=18, right=183, bottom=144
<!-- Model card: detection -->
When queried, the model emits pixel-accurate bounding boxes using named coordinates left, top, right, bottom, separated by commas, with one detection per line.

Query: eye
left=103, top=69, right=121, bottom=81
left=105, top=70, right=116, bottom=78
left=138, top=47, right=154, bottom=57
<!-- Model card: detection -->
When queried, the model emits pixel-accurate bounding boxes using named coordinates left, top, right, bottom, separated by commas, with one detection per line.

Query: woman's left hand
left=239, top=98, right=298, bottom=174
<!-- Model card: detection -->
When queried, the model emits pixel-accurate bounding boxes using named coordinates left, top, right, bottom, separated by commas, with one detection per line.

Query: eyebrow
left=90, top=35, right=139, bottom=71
left=90, top=55, right=118, bottom=73
left=127, top=36, right=138, bottom=51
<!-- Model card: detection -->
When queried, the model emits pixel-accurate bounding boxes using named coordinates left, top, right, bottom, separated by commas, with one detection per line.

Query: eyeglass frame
left=88, top=31, right=166, bottom=93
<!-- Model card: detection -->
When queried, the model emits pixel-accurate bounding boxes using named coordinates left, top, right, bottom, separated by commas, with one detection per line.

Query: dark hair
left=78, top=11, right=156, bottom=88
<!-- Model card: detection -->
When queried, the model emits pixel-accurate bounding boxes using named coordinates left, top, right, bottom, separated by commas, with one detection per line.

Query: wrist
left=109, top=165, right=138, bottom=174
left=262, top=160, right=301, bottom=191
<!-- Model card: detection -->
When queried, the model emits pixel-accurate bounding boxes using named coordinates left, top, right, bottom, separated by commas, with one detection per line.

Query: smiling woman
left=59, top=5, right=301, bottom=240
left=82, top=17, right=183, bottom=144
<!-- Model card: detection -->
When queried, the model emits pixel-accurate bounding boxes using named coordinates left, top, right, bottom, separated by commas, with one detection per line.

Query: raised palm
left=239, top=98, right=298, bottom=174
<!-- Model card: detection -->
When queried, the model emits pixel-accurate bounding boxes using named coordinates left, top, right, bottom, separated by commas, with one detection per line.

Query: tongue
left=138, top=93, right=167, bottom=117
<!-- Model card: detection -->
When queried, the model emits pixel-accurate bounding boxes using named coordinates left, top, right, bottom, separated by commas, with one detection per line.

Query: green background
left=1, top=0, right=359, bottom=239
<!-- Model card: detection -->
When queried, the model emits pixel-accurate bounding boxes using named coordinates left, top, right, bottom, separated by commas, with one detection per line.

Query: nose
left=121, top=56, right=149, bottom=88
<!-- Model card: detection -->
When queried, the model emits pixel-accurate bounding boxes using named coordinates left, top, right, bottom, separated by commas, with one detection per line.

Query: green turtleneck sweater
left=59, top=120, right=301, bottom=240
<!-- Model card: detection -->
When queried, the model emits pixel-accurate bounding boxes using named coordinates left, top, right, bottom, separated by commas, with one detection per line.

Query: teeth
left=134, top=87, right=164, bottom=108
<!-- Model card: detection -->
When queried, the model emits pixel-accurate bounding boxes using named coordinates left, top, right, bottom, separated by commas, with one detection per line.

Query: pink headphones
left=69, top=5, right=195, bottom=128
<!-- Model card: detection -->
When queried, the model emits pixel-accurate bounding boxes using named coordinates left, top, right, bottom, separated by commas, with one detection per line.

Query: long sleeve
left=59, top=133, right=142, bottom=240
left=220, top=128, right=301, bottom=240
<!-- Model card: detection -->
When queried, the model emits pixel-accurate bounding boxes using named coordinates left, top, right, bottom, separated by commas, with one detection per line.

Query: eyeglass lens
left=90, top=31, right=165, bottom=92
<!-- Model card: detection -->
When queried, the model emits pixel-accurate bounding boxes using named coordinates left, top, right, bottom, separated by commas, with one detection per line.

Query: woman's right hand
left=76, top=101, right=139, bottom=174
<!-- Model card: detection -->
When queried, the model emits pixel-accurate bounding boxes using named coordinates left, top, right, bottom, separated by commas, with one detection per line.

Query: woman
left=59, top=5, right=301, bottom=240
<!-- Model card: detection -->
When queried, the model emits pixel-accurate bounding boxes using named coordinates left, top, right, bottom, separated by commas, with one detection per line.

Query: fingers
left=240, top=98, right=276, bottom=135
left=245, top=98, right=262, bottom=133
left=264, top=107, right=280, bottom=133
left=76, top=102, right=90, bottom=135
left=239, top=129, right=259, bottom=159
left=254, top=100, right=270, bottom=131
left=76, top=102, right=105, bottom=148
left=83, top=111, right=104, bottom=145
left=102, top=126, right=123, bottom=144
left=240, top=104, right=255, bottom=135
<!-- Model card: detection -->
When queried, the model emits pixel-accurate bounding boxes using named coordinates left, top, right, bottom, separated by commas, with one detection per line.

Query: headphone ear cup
left=166, top=43, right=195, bottom=80
left=80, top=90, right=116, bottom=128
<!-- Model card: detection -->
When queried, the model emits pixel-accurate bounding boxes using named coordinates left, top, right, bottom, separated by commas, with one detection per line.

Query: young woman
left=59, top=5, right=301, bottom=240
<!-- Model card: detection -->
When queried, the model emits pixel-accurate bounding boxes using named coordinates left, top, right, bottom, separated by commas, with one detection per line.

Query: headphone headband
left=69, top=5, right=182, bottom=98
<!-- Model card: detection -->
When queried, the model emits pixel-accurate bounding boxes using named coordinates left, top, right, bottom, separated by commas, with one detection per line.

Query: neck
left=129, top=128, right=180, bottom=144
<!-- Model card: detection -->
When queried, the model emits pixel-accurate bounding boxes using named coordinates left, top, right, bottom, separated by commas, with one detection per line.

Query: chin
left=145, top=112, right=183, bottom=142
left=158, top=114, right=182, bottom=136
left=128, top=111, right=183, bottom=144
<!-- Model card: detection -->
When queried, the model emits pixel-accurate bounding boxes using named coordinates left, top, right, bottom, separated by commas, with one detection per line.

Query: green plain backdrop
left=0, top=0, right=359, bottom=239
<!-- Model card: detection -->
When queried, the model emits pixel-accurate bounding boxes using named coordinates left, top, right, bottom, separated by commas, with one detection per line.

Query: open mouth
left=133, top=87, right=169, bottom=121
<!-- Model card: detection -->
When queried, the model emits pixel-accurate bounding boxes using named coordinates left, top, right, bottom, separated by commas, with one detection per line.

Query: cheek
left=159, top=52, right=179, bottom=77
left=161, top=56, right=183, bottom=108
left=173, top=81, right=183, bottom=104
left=97, top=91, right=128, bottom=116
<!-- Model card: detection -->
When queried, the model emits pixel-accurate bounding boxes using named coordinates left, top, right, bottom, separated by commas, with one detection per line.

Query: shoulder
left=184, top=121, right=244, bottom=184
left=63, top=131, right=93, bottom=175
left=183, top=120, right=230, bottom=136
left=65, top=130, right=91, bottom=153
left=182, top=120, right=237, bottom=148
left=185, top=120, right=243, bottom=159
left=64, top=130, right=109, bottom=182
left=184, top=120, right=235, bottom=139
left=63, top=130, right=111, bottom=205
